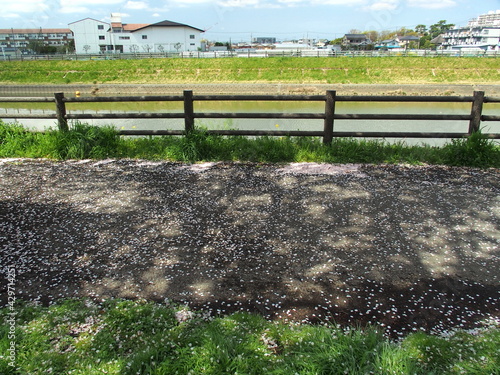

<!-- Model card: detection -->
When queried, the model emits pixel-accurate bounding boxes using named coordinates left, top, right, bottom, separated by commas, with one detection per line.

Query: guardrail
left=1, top=90, right=499, bottom=144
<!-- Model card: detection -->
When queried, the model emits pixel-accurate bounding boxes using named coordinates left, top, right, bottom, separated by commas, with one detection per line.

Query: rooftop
left=0, top=28, right=72, bottom=34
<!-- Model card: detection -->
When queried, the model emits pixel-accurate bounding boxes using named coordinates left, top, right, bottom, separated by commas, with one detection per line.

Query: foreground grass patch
left=0, top=121, right=499, bottom=168
left=1, top=298, right=499, bottom=374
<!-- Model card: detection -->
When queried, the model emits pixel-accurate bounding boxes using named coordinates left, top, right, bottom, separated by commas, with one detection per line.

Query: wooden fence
left=1, top=90, right=499, bottom=144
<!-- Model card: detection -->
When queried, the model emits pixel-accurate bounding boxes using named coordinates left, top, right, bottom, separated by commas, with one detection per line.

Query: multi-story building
left=468, top=10, right=500, bottom=27
left=0, top=28, right=73, bottom=54
left=69, top=14, right=204, bottom=54
left=442, top=10, right=500, bottom=51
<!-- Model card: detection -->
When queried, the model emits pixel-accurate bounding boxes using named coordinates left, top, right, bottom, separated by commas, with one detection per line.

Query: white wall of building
left=443, top=11, right=500, bottom=51
left=70, top=18, right=202, bottom=54
left=69, top=19, right=109, bottom=54
left=444, top=26, right=500, bottom=50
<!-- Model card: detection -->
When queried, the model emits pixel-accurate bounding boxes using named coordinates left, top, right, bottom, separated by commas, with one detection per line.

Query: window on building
left=98, top=25, right=104, bottom=30
left=99, top=36, right=105, bottom=40
left=190, top=43, right=195, bottom=46
left=142, top=35, right=147, bottom=39
left=119, top=36, right=130, bottom=40
left=190, top=35, right=195, bottom=39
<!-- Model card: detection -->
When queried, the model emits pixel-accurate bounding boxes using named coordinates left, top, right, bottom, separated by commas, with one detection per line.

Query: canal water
left=2, top=99, right=499, bottom=146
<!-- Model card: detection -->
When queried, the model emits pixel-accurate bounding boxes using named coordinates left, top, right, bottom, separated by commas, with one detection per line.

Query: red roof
left=123, top=24, right=150, bottom=31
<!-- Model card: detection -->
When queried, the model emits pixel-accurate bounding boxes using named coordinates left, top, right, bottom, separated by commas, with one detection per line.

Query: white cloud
left=217, top=0, right=261, bottom=7
left=164, top=0, right=361, bottom=7
left=278, top=0, right=364, bottom=4
left=0, top=13, right=22, bottom=19
left=364, top=0, right=399, bottom=11
left=407, top=0, right=456, bottom=9
left=312, top=0, right=364, bottom=4
left=59, top=6, right=90, bottom=13
left=167, top=0, right=214, bottom=4
left=0, top=0, right=49, bottom=14
left=125, top=1, right=150, bottom=10
left=60, top=0, right=123, bottom=5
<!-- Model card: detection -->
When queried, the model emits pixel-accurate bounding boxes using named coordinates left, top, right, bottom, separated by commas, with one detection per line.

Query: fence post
left=468, top=90, right=485, bottom=134
left=323, top=90, right=336, bottom=144
left=184, top=90, right=195, bottom=133
left=54, top=92, right=69, bottom=132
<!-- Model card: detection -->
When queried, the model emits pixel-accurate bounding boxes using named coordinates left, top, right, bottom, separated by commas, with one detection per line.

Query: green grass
left=1, top=298, right=498, bottom=374
left=1, top=121, right=499, bottom=168
left=0, top=57, right=499, bottom=84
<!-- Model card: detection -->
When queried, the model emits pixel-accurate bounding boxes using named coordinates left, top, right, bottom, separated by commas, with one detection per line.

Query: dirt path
left=1, top=83, right=500, bottom=97
left=0, top=160, right=498, bottom=337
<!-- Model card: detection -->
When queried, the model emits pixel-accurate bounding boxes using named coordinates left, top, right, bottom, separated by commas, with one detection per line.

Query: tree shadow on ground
left=0, top=160, right=498, bottom=337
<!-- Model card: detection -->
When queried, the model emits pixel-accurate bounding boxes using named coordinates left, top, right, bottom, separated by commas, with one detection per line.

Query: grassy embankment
left=1, top=121, right=499, bottom=167
left=1, top=57, right=499, bottom=84
left=1, top=298, right=498, bottom=375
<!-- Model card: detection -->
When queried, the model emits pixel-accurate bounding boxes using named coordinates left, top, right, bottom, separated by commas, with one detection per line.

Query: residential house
left=399, top=35, right=420, bottom=48
left=342, top=34, right=372, bottom=49
left=0, top=28, right=74, bottom=54
left=69, top=13, right=204, bottom=54
left=430, top=35, right=445, bottom=48
left=375, top=38, right=400, bottom=50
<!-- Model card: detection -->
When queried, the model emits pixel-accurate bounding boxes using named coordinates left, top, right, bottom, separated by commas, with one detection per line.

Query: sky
left=1, top=0, right=499, bottom=42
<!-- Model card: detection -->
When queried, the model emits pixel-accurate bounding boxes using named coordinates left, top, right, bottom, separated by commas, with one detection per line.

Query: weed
left=442, top=129, right=500, bottom=168
left=1, top=121, right=498, bottom=167
left=1, top=298, right=498, bottom=375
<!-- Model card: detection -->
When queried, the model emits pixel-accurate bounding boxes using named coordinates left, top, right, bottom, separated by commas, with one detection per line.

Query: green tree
left=429, top=20, right=454, bottom=38
left=28, top=40, right=43, bottom=54
left=415, top=24, right=427, bottom=35
left=364, top=30, right=379, bottom=43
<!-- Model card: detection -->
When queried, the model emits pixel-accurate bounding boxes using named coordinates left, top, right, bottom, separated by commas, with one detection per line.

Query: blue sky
left=1, top=0, right=499, bottom=42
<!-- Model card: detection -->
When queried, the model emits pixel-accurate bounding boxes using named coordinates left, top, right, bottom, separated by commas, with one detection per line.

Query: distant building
left=342, top=34, right=372, bottom=49
left=0, top=28, right=74, bottom=54
left=399, top=35, right=420, bottom=48
left=468, top=10, right=500, bottom=27
left=376, top=38, right=400, bottom=50
left=273, top=42, right=314, bottom=51
left=253, top=37, right=276, bottom=44
left=442, top=10, right=500, bottom=51
left=69, top=13, right=204, bottom=54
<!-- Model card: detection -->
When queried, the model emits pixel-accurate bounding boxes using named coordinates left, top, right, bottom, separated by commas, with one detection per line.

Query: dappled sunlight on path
left=0, top=160, right=498, bottom=337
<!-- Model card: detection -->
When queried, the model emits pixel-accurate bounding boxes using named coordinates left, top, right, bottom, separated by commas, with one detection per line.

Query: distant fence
left=1, top=90, right=499, bottom=144
left=2, top=49, right=499, bottom=61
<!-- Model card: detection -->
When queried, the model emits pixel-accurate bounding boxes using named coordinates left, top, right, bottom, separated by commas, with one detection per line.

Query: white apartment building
left=69, top=14, right=203, bottom=54
left=442, top=10, right=500, bottom=51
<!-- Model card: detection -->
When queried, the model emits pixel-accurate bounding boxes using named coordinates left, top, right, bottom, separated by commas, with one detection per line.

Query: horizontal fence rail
left=1, top=90, right=499, bottom=143
left=2, top=49, right=500, bottom=62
